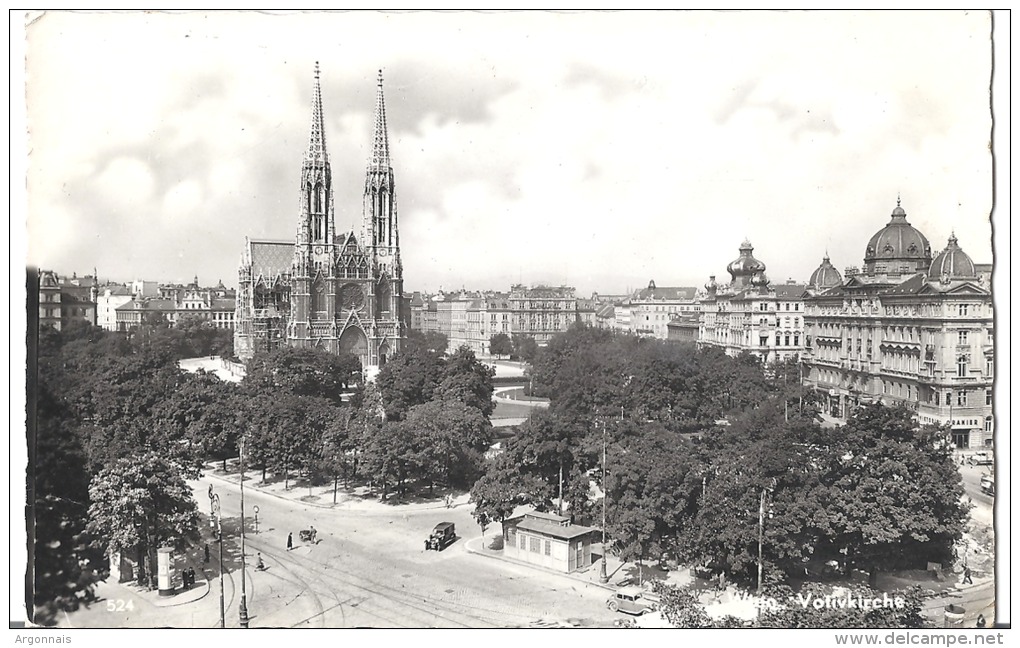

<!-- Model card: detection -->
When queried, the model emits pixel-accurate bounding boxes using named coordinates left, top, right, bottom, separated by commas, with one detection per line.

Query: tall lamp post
left=599, top=418, right=609, bottom=584
left=238, top=435, right=249, bottom=628
left=210, top=491, right=225, bottom=629
left=756, top=480, right=775, bottom=592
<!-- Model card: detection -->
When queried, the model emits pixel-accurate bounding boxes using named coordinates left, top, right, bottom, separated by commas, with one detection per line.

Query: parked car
left=980, top=475, right=995, bottom=496
left=425, top=522, right=456, bottom=551
left=969, top=452, right=993, bottom=466
left=606, top=586, right=658, bottom=615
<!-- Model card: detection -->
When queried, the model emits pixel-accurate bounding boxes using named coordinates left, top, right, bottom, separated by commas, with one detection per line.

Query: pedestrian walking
left=204, top=543, right=210, bottom=563
left=963, top=566, right=973, bottom=584
left=256, top=553, right=266, bottom=571
left=309, top=526, right=317, bottom=544
left=976, top=614, right=987, bottom=628
left=287, top=532, right=293, bottom=551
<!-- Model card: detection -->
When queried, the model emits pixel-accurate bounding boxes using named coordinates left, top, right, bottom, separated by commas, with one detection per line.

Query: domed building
left=807, top=255, right=842, bottom=294
left=862, top=199, right=933, bottom=277
left=929, top=232, right=978, bottom=280
left=698, top=239, right=807, bottom=364
left=726, top=239, right=767, bottom=289
left=801, top=200, right=994, bottom=449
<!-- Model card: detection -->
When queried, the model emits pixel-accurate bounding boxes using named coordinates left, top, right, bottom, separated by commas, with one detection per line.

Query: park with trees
left=31, top=317, right=967, bottom=628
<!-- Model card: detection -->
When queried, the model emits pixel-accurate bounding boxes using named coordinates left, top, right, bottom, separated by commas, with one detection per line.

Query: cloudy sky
left=21, top=10, right=997, bottom=295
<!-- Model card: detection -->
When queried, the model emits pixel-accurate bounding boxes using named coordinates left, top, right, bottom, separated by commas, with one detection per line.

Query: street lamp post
left=210, top=492, right=225, bottom=629
left=238, top=435, right=249, bottom=628
left=599, top=418, right=608, bottom=584
left=756, top=481, right=775, bottom=593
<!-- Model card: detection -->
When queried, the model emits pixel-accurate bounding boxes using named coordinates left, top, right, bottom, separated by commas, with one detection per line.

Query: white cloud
left=21, top=10, right=996, bottom=295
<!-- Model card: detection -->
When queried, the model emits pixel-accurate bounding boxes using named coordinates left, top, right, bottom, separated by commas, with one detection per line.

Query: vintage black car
left=426, top=522, right=456, bottom=551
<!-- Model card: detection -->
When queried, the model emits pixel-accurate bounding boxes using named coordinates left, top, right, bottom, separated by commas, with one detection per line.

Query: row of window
left=509, top=532, right=552, bottom=556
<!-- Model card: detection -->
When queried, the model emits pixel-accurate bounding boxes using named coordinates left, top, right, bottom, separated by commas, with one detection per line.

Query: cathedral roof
left=248, top=239, right=294, bottom=278
left=929, top=233, right=977, bottom=279
left=809, top=255, right=843, bottom=291
left=864, top=199, right=931, bottom=266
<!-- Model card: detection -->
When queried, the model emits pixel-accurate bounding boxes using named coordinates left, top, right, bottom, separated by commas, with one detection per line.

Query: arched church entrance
left=339, top=326, right=368, bottom=367
left=378, top=342, right=390, bottom=367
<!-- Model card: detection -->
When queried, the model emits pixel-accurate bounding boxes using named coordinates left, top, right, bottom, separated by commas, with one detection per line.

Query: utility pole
left=238, top=435, right=249, bottom=628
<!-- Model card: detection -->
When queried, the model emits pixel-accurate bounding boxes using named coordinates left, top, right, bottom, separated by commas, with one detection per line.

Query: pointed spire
left=370, top=69, right=391, bottom=170
left=305, top=61, right=328, bottom=167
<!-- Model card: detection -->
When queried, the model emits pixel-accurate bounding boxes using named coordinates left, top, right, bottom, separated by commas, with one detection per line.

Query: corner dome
left=809, top=255, right=843, bottom=291
left=727, top=239, right=766, bottom=287
left=863, top=200, right=932, bottom=275
left=929, top=233, right=977, bottom=279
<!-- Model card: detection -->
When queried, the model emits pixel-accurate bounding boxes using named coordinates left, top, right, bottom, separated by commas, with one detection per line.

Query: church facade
left=234, top=65, right=405, bottom=367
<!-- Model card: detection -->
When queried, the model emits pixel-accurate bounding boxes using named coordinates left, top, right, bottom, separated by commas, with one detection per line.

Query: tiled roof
left=211, top=298, right=236, bottom=310
left=249, top=240, right=294, bottom=278
left=773, top=284, right=807, bottom=299
left=635, top=286, right=697, bottom=301
left=117, top=299, right=178, bottom=311
left=881, top=273, right=927, bottom=295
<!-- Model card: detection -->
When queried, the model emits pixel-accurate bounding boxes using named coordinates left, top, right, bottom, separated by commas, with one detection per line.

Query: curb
left=204, top=469, right=470, bottom=515
left=463, top=537, right=617, bottom=593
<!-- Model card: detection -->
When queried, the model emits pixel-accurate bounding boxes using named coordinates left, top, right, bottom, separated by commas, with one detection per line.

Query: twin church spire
left=299, top=63, right=396, bottom=254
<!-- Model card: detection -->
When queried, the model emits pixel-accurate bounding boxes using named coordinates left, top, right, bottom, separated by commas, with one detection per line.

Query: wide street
left=65, top=473, right=620, bottom=629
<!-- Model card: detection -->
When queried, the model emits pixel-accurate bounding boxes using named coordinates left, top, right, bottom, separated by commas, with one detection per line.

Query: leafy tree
left=435, top=346, right=496, bottom=418
left=375, top=345, right=445, bottom=420
left=403, top=399, right=493, bottom=491
left=244, top=346, right=361, bottom=405
left=817, top=404, right=967, bottom=585
left=510, top=333, right=539, bottom=362
left=86, top=452, right=199, bottom=587
left=607, top=426, right=700, bottom=582
left=651, top=581, right=712, bottom=628
left=360, top=420, right=416, bottom=500
left=405, top=329, right=450, bottom=355
left=318, top=406, right=361, bottom=502
left=470, top=469, right=522, bottom=539
left=32, top=496, right=107, bottom=626
left=153, top=369, right=239, bottom=471
left=489, top=332, right=512, bottom=358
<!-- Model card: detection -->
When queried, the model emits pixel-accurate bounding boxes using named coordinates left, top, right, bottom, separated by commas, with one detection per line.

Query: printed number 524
left=106, top=599, right=135, bottom=612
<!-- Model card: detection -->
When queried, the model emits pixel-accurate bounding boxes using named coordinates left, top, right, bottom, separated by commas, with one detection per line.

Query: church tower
left=360, top=70, right=403, bottom=366
left=290, top=62, right=338, bottom=345
left=236, top=64, right=406, bottom=368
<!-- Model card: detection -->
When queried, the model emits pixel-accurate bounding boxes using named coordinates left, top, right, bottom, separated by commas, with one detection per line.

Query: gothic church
left=234, top=65, right=405, bottom=367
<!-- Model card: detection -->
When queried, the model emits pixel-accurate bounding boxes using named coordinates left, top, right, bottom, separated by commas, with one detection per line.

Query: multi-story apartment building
left=627, top=281, right=699, bottom=339
left=509, top=284, right=578, bottom=346
left=802, top=201, right=994, bottom=448
left=36, top=270, right=99, bottom=331
left=698, top=241, right=806, bottom=364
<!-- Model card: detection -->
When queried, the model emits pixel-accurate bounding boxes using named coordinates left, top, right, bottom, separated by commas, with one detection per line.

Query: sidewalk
left=205, top=464, right=473, bottom=515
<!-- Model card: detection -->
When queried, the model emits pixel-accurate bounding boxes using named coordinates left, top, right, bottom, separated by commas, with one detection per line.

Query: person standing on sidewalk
left=963, top=566, right=973, bottom=584
left=287, top=532, right=293, bottom=551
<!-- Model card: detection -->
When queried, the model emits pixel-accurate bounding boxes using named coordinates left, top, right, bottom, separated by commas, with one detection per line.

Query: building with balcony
left=36, top=270, right=99, bottom=331
left=698, top=242, right=806, bottom=364
left=627, top=281, right=699, bottom=339
left=802, top=201, right=994, bottom=448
